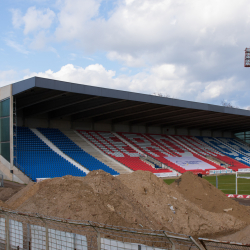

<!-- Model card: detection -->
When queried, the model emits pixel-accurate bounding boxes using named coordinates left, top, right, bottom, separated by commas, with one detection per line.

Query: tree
left=220, top=99, right=237, bottom=108
left=153, top=92, right=171, bottom=98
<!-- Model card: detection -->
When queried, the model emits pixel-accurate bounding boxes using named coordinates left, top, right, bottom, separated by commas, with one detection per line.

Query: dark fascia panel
left=12, top=77, right=36, bottom=95
left=12, top=76, right=250, bottom=117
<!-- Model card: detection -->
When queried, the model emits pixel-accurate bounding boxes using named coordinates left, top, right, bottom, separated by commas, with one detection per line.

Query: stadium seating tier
left=118, top=132, right=226, bottom=174
left=38, top=128, right=119, bottom=175
left=15, top=127, right=87, bottom=181
left=78, top=130, right=173, bottom=173
left=197, top=136, right=250, bottom=171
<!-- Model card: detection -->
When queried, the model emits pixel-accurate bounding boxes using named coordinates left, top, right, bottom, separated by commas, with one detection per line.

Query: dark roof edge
left=12, top=76, right=250, bottom=117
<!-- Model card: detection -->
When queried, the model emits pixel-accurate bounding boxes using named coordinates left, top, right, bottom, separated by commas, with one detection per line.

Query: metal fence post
left=73, top=233, right=76, bottom=250
left=45, top=223, right=49, bottom=250
left=189, top=236, right=206, bottom=250
left=216, top=172, right=218, bottom=189
left=88, top=221, right=101, bottom=250
left=198, top=239, right=208, bottom=250
left=236, top=171, right=238, bottom=194
left=5, top=214, right=10, bottom=250
left=27, top=223, right=31, bottom=250
left=97, top=231, right=101, bottom=250
left=163, top=231, right=175, bottom=250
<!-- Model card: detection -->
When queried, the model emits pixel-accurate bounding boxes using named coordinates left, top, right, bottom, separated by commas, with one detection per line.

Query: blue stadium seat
left=197, top=136, right=250, bottom=168
left=15, top=127, right=86, bottom=181
left=37, top=128, right=119, bottom=175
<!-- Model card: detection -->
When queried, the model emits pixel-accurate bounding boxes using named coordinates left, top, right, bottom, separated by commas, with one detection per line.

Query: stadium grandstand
left=1, top=76, right=250, bottom=183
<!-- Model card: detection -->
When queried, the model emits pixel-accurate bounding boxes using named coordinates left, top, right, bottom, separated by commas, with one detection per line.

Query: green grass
left=164, top=174, right=250, bottom=195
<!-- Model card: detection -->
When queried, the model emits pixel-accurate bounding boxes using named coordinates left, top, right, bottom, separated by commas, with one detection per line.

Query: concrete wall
left=113, top=123, right=130, bottom=132
left=0, top=85, right=11, bottom=100
left=131, top=125, right=146, bottom=133
left=212, top=131, right=223, bottom=137
left=201, top=130, right=212, bottom=137
left=95, top=122, right=112, bottom=131
left=223, top=131, right=233, bottom=138
left=162, top=127, right=176, bottom=135
left=147, top=126, right=161, bottom=134
left=73, top=121, right=93, bottom=130
left=17, top=114, right=233, bottom=138
left=189, top=129, right=201, bottom=136
left=176, top=128, right=189, bottom=136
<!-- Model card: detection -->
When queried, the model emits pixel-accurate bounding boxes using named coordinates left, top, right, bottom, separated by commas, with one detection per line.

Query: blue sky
left=1, top=0, right=250, bottom=109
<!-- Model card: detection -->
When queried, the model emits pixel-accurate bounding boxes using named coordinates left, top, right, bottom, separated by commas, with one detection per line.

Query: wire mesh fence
left=199, top=238, right=250, bottom=250
left=204, top=174, right=250, bottom=195
left=0, top=208, right=247, bottom=250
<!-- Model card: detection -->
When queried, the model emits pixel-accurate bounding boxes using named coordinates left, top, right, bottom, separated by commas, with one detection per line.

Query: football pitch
left=164, top=174, right=250, bottom=195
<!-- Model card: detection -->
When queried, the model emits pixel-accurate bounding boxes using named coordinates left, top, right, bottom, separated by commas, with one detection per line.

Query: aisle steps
left=61, top=129, right=132, bottom=174
left=32, top=128, right=89, bottom=174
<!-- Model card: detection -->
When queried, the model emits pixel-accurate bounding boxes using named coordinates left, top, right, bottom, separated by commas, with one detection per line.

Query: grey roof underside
left=12, top=77, right=250, bottom=132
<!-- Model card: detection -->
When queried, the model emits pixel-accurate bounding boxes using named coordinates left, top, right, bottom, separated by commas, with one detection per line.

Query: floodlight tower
left=244, top=48, right=250, bottom=67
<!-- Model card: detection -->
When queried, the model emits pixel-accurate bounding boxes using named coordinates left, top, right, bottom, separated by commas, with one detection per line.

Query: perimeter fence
left=0, top=208, right=248, bottom=250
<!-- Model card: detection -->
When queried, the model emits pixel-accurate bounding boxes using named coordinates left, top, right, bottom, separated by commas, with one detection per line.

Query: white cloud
left=107, top=51, right=146, bottom=67
left=10, top=9, right=23, bottom=29
left=23, top=6, right=55, bottom=34
left=55, top=0, right=100, bottom=41
left=8, top=0, right=250, bottom=107
left=24, top=64, right=116, bottom=87
left=0, top=70, right=18, bottom=87
left=11, top=6, right=55, bottom=34
left=29, top=30, right=47, bottom=49
left=24, top=63, right=243, bottom=105
left=5, top=39, right=30, bottom=54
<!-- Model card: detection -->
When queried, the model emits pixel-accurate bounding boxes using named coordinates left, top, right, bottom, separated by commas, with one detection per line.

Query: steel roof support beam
left=72, top=101, right=144, bottom=121
left=138, top=110, right=208, bottom=126
left=169, top=114, right=233, bottom=128
left=24, top=94, right=99, bottom=117
left=146, top=112, right=221, bottom=127
left=49, top=98, right=125, bottom=119
left=112, top=106, right=182, bottom=124
left=17, top=89, right=67, bottom=110
left=95, top=104, right=165, bottom=123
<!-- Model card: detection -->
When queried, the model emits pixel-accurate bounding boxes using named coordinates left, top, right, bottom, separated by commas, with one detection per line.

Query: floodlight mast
left=244, top=48, right=250, bottom=67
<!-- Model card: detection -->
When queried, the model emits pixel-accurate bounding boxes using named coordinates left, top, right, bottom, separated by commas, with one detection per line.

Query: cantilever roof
left=12, top=77, right=250, bottom=132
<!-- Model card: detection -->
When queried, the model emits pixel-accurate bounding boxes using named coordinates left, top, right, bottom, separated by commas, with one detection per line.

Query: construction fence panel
left=0, top=209, right=246, bottom=250
left=199, top=238, right=250, bottom=250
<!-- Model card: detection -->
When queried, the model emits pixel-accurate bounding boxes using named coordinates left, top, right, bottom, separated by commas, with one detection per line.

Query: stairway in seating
left=60, top=129, right=132, bottom=174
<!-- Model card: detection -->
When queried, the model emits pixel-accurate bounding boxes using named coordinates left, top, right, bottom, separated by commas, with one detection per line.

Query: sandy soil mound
left=8, top=171, right=160, bottom=230
left=118, top=171, right=245, bottom=237
left=0, top=200, right=11, bottom=209
left=170, top=172, right=250, bottom=223
left=0, top=180, right=26, bottom=202
left=7, top=170, right=246, bottom=237
left=0, top=188, right=16, bottom=202
left=218, top=225, right=250, bottom=243
left=7, top=182, right=37, bottom=208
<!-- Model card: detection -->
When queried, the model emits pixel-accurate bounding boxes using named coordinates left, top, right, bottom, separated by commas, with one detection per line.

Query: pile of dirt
left=0, top=188, right=16, bottom=202
left=7, top=182, right=37, bottom=208
left=7, top=171, right=160, bottom=230
left=0, top=180, right=26, bottom=202
left=170, top=171, right=250, bottom=223
left=118, top=171, right=245, bottom=237
left=6, top=170, right=247, bottom=237
left=0, top=200, right=11, bottom=209
left=218, top=225, right=250, bottom=243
